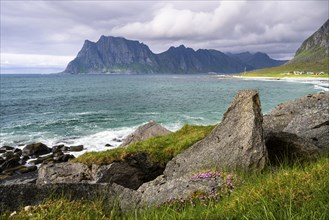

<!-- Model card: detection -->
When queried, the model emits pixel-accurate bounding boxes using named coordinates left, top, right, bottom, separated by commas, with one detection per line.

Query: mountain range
left=63, top=36, right=286, bottom=74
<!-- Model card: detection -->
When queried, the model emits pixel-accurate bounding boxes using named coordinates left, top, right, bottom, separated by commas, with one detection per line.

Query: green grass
left=242, top=57, right=329, bottom=78
left=4, top=155, right=329, bottom=220
left=73, top=124, right=215, bottom=166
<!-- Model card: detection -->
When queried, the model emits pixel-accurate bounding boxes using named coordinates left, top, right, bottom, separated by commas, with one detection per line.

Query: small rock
left=52, top=144, right=66, bottom=153
left=112, top=138, right=122, bottom=142
left=105, top=144, right=112, bottom=147
left=29, top=155, right=53, bottom=166
left=9, top=211, right=17, bottom=217
left=120, top=121, right=171, bottom=147
left=22, top=143, right=52, bottom=157
left=3, top=151, right=15, bottom=160
left=0, top=156, right=20, bottom=171
left=56, top=154, right=75, bottom=162
left=0, top=146, right=15, bottom=151
left=69, top=145, right=84, bottom=152
left=24, top=205, right=32, bottom=212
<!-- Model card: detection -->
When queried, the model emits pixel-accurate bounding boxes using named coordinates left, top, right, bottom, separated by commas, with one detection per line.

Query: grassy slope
left=242, top=48, right=329, bottom=78
left=4, top=156, right=328, bottom=220
left=73, top=124, right=215, bottom=166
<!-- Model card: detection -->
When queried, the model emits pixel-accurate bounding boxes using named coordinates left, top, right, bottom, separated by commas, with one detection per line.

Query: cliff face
left=289, top=19, right=329, bottom=64
left=63, top=36, right=286, bottom=74
left=64, top=36, right=160, bottom=73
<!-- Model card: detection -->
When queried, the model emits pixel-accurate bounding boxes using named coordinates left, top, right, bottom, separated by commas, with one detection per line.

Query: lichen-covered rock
left=164, top=90, right=267, bottom=180
left=120, top=121, right=171, bottom=147
left=37, top=162, right=93, bottom=185
left=138, top=174, right=224, bottom=205
left=0, top=183, right=141, bottom=212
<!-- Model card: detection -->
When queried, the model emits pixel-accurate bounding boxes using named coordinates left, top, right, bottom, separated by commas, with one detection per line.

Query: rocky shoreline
left=1, top=91, right=328, bottom=213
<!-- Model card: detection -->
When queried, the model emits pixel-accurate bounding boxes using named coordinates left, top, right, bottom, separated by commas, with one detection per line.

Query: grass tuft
left=73, top=124, right=215, bottom=166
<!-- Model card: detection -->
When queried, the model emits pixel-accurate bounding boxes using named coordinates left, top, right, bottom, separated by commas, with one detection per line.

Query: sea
left=0, top=74, right=328, bottom=156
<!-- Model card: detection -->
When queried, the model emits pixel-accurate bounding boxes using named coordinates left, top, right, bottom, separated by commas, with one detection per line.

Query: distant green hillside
left=243, top=19, right=329, bottom=77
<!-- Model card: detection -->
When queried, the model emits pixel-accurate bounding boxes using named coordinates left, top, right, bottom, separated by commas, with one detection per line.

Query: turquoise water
left=0, top=74, right=326, bottom=153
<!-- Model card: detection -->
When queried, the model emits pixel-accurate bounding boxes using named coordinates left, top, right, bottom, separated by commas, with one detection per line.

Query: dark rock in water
left=0, top=156, right=20, bottom=172
left=0, top=146, right=15, bottom=151
left=0, top=171, right=38, bottom=185
left=263, top=93, right=329, bottom=151
left=29, top=154, right=54, bottom=166
left=93, top=152, right=164, bottom=190
left=0, top=183, right=140, bottom=212
left=165, top=90, right=267, bottom=180
left=51, top=151, right=74, bottom=163
left=52, top=144, right=66, bottom=153
left=37, top=162, right=93, bottom=184
left=105, top=144, right=112, bottom=147
left=120, top=121, right=172, bottom=147
left=69, top=145, right=84, bottom=152
left=53, top=150, right=64, bottom=158
left=13, top=148, right=22, bottom=157
left=112, top=138, right=122, bottom=142
left=0, top=157, right=4, bottom=164
left=265, top=132, right=320, bottom=164
left=2, top=151, right=15, bottom=160
left=22, top=143, right=52, bottom=157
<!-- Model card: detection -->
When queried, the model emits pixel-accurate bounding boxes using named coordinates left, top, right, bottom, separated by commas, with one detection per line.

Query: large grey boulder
left=37, top=162, right=93, bottom=185
left=164, top=90, right=267, bottom=180
left=120, top=121, right=171, bottom=147
left=265, top=132, right=320, bottom=164
left=263, top=93, right=329, bottom=150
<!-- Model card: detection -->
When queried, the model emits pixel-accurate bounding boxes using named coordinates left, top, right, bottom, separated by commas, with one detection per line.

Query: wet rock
left=69, top=145, right=84, bottom=152
left=0, top=171, right=38, bottom=185
left=52, top=144, right=66, bottom=153
left=22, top=143, right=52, bottom=157
left=0, top=156, right=20, bottom=171
left=0, top=146, right=15, bottom=151
left=29, top=154, right=54, bottom=166
left=0, top=157, right=4, bottom=164
left=112, top=138, right=122, bottom=142
left=13, top=148, right=22, bottom=157
left=105, top=144, right=112, bottom=147
left=120, top=121, right=171, bottom=147
left=54, top=154, right=75, bottom=163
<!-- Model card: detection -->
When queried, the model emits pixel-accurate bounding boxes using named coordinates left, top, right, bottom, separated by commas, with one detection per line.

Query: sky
left=1, top=0, right=328, bottom=74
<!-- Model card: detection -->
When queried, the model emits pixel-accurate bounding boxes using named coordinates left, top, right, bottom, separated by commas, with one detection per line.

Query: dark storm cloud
left=1, top=0, right=328, bottom=73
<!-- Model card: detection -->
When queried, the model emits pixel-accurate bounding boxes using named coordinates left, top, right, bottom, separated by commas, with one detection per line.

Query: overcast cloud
left=1, top=0, right=328, bottom=74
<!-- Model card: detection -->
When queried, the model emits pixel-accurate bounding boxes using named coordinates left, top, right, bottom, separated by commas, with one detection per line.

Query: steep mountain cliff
left=289, top=19, right=329, bottom=64
left=63, top=36, right=286, bottom=74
